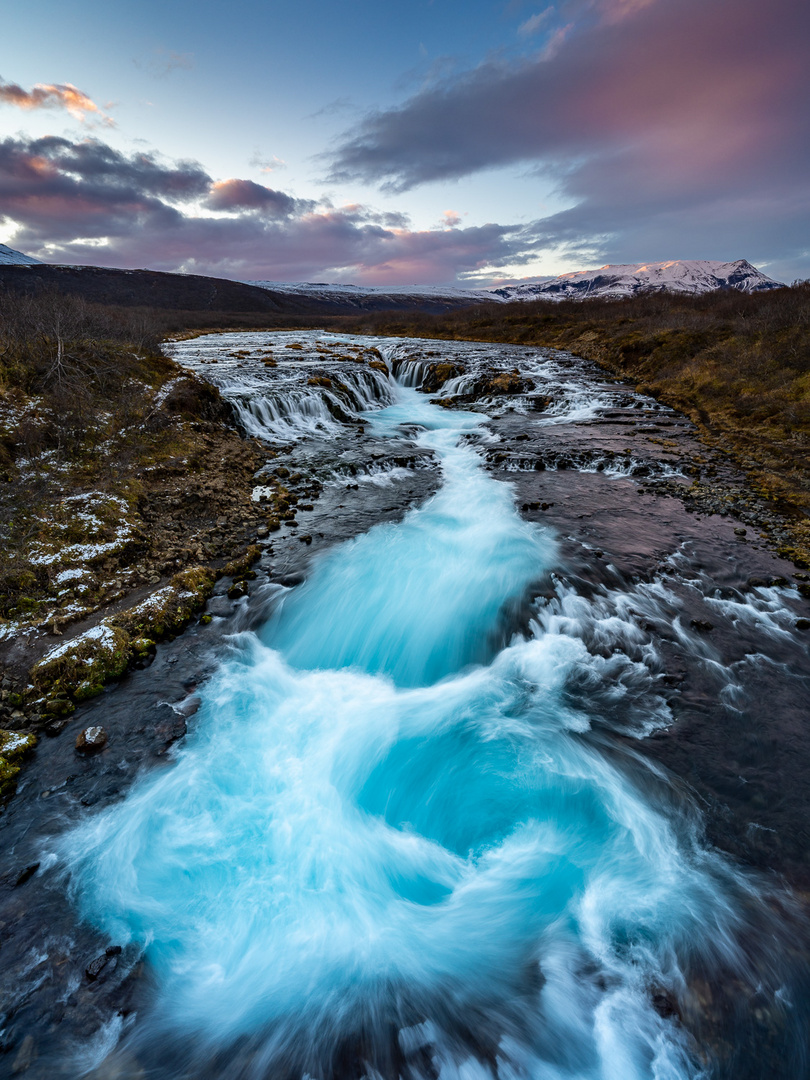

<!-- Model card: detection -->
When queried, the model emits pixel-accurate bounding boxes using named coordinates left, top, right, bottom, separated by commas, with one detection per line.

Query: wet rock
left=11, top=1034, right=36, bottom=1073
left=796, top=619, right=810, bottom=631
left=481, top=371, right=534, bottom=395
left=652, top=992, right=678, bottom=1019
left=75, top=726, right=108, bottom=753
left=420, top=362, right=464, bottom=393
left=154, top=705, right=188, bottom=753
left=85, top=945, right=122, bottom=982
left=227, top=580, right=249, bottom=599
left=735, top=527, right=747, bottom=537
left=690, top=619, right=714, bottom=633
left=14, top=862, right=40, bottom=887
left=45, top=717, right=71, bottom=736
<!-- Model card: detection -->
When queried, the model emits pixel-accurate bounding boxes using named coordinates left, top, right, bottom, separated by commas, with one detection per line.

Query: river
left=1, top=333, right=808, bottom=1079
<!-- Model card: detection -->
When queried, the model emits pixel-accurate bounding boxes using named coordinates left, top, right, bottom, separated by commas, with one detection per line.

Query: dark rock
left=690, top=619, right=714, bottom=633
left=154, top=706, right=188, bottom=753
left=85, top=946, right=121, bottom=982
left=796, top=619, right=810, bottom=631
left=652, top=992, right=677, bottom=1019
left=15, top=863, right=40, bottom=887
left=45, top=717, right=71, bottom=737
left=11, top=1034, right=36, bottom=1073
left=420, top=363, right=464, bottom=393
left=75, top=726, right=108, bottom=753
left=227, top=580, right=249, bottom=599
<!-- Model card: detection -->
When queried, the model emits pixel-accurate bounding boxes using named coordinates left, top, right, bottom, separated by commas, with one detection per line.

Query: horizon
left=0, top=243, right=786, bottom=292
left=1, top=0, right=808, bottom=286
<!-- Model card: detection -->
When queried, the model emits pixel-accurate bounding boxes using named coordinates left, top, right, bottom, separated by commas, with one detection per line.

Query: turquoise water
left=61, top=384, right=748, bottom=1078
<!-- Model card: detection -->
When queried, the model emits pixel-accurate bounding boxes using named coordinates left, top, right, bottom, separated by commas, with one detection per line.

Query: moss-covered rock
left=115, top=565, right=216, bottom=640
left=0, top=730, right=38, bottom=798
left=32, top=621, right=131, bottom=700
left=221, top=545, right=261, bottom=579
left=29, top=565, right=220, bottom=705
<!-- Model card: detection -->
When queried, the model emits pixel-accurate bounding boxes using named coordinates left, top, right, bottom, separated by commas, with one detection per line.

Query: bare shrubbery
left=0, top=290, right=165, bottom=395
left=0, top=290, right=171, bottom=459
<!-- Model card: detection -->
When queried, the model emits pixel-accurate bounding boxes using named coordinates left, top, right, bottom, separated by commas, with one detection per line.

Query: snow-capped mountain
left=248, top=259, right=783, bottom=308
left=0, top=244, right=41, bottom=266
left=490, top=259, right=783, bottom=302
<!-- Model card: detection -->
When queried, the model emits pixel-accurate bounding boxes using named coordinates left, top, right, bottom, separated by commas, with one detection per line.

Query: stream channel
left=1, top=333, right=809, bottom=1079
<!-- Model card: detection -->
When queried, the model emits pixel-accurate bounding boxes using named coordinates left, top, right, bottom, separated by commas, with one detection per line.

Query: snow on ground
left=0, top=244, right=41, bottom=265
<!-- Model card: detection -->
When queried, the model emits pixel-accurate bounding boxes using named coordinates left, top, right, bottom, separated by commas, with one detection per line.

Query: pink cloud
left=0, top=77, right=113, bottom=125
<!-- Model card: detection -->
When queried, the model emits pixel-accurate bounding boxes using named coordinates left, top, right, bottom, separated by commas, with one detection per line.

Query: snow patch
left=0, top=243, right=41, bottom=266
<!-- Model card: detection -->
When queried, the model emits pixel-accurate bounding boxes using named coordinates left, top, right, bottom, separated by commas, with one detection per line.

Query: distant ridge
left=0, top=244, right=41, bottom=266
left=248, top=259, right=784, bottom=306
left=0, top=255, right=784, bottom=321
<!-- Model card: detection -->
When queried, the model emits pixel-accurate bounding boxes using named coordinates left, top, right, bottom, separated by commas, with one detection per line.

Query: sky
left=0, top=0, right=807, bottom=286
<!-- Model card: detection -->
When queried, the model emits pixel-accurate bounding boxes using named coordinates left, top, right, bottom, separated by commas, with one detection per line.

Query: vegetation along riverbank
left=0, top=292, right=273, bottom=785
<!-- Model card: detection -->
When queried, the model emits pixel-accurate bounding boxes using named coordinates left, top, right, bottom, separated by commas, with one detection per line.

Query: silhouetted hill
left=0, top=263, right=477, bottom=317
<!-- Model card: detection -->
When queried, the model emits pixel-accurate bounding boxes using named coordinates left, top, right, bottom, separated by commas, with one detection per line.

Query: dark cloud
left=207, top=178, right=304, bottom=216
left=326, top=0, right=810, bottom=275
left=0, top=133, right=521, bottom=284
left=0, top=136, right=213, bottom=241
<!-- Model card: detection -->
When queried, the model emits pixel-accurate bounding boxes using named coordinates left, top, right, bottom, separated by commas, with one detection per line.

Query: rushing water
left=57, top=362, right=802, bottom=1079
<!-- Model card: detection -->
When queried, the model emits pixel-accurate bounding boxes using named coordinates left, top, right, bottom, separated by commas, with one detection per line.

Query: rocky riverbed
left=0, top=331, right=808, bottom=1079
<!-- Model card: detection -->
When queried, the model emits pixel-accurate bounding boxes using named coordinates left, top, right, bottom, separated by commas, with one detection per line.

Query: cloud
left=0, top=77, right=114, bottom=125
left=326, top=0, right=810, bottom=274
left=207, top=179, right=304, bottom=216
left=133, top=49, right=194, bottom=78
left=249, top=153, right=287, bottom=174
left=518, top=8, right=553, bottom=36
left=0, top=133, right=523, bottom=284
left=0, top=136, right=212, bottom=242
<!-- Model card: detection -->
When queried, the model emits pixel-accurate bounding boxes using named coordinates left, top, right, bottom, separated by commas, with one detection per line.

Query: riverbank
left=0, top=298, right=277, bottom=789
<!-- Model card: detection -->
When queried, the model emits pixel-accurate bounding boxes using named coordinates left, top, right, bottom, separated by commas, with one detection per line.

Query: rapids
left=52, top=362, right=805, bottom=1080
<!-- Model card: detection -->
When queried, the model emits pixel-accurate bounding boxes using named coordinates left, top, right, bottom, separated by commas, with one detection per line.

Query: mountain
left=0, top=244, right=41, bottom=266
left=490, top=259, right=784, bottom=302
left=249, top=259, right=783, bottom=307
